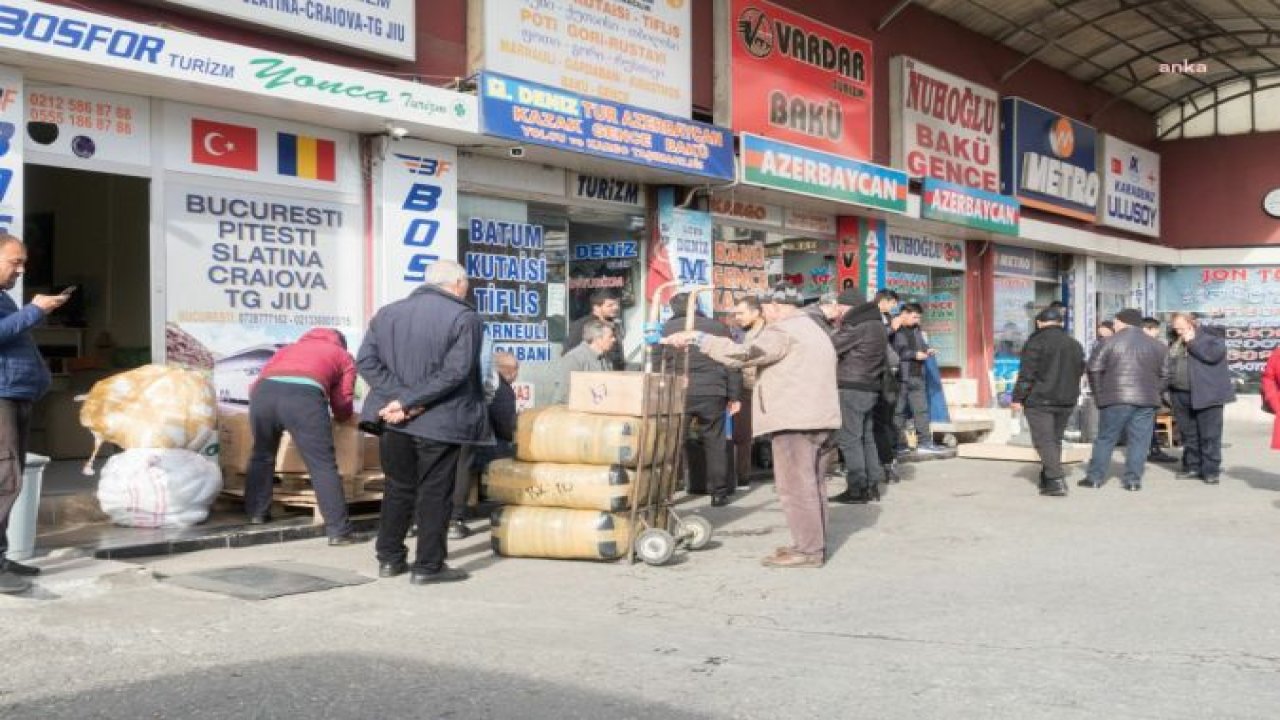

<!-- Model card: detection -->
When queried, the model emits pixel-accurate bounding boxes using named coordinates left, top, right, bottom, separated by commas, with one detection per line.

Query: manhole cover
left=162, top=562, right=374, bottom=600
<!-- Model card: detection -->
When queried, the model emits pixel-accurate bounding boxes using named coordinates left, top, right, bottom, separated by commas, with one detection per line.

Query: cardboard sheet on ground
left=161, top=562, right=373, bottom=600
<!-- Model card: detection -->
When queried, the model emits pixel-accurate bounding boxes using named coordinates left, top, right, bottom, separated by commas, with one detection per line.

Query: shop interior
left=886, top=261, right=966, bottom=370
left=23, top=164, right=151, bottom=460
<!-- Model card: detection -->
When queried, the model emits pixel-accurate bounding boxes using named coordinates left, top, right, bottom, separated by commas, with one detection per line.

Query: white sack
left=96, top=449, right=223, bottom=528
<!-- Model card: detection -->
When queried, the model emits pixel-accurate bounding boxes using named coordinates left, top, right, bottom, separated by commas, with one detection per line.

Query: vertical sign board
left=891, top=57, right=1000, bottom=193
left=999, top=98, right=1100, bottom=222
left=473, top=0, right=692, bottom=118
left=462, top=217, right=551, bottom=365
left=1099, top=134, right=1160, bottom=238
left=0, top=67, right=22, bottom=271
left=648, top=187, right=713, bottom=317
left=379, top=139, right=459, bottom=308
left=836, top=216, right=887, bottom=300
left=723, top=0, right=874, bottom=160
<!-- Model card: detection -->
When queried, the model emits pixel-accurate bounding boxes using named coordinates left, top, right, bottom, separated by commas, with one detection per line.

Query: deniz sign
left=723, top=0, right=873, bottom=160
left=1099, top=134, right=1160, bottom=237
left=999, top=98, right=1100, bottom=222
left=891, top=57, right=1000, bottom=193
left=573, top=242, right=639, bottom=260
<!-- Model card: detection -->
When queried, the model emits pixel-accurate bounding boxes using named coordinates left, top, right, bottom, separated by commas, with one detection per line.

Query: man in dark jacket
left=891, top=303, right=946, bottom=454
left=663, top=293, right=742, bottom=505
left=0, top=235, right=67, bottom=594
left=358, top=260, right=492, bottom=585
left=1011, top=308, right=1085, bottom=497
left=829, top=294, right=888, bottom=504
left=1081, top=308, right=1169, bottom=491
left=245, top=328, right=359, bottom=542
left=565, top=289, right=626, bottom=370
left=1168, top=314, right=1235, bottom=484
left=873, top=290, right=902, bottom=480
left=450, top=351, right=520, bottom=539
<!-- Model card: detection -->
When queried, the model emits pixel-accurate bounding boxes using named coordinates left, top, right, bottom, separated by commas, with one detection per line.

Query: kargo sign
left=891, top=57, right=999, bottom=193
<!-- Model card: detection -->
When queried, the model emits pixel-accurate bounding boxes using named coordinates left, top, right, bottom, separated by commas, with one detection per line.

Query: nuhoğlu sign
left=739, top=134, right=907, bottom=214
left=999, top=98, right=1100, bottom=222
left=921, top=178, right=1019, bottom=235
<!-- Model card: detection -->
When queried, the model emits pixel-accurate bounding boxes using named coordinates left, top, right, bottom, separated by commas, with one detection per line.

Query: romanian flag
left=277, top=132, right=336, bottom=181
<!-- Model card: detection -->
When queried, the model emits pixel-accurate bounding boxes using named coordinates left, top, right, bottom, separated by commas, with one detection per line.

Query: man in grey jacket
left=552, top=318, right=616, bottom=404
left=1080, top=308, right=1169, bottom=491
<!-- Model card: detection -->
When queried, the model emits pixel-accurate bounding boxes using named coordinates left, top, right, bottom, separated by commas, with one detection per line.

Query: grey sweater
left=553, top=343, right=613, bottom=403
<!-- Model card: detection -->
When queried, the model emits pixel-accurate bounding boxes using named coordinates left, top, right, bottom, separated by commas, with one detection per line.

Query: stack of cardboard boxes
left=216, top=410, right=382, bottom=498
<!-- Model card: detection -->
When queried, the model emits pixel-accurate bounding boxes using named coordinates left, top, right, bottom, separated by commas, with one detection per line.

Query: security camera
left=384, top=122, right=408, bottom=140
left=508, top=146, right=525, bottom=159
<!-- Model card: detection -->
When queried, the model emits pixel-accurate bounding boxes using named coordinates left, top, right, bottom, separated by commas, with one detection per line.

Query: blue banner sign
left=479, top=72, right=733, bottom=181
left=999, top=98, right=1099, bottom=222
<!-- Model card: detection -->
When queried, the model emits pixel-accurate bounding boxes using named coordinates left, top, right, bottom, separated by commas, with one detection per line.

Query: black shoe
left=1039, top=478, right=1067, bottom=497
left=1123, top=482, right=1142, bottom=491
left=710, top=495, right=731, bottom=507
left=447, top=521, right=471, bottom=540
left=0, top=571, right=31, bottom=595
left=378, top=560, right=409, bottom=578
left=737, top=478, right=751, bottom=488
left=1077, top=478, right=1104, bottom=488
left=3, top=559, right=41, bottom=576
left=884, top=464, right=901, bottom=484
left=248, top=514, right=272, bottom=525
left=1148, top=451, right=1178, bottom=463
left=1176, top=469, right=1202, bottom=479
left=327, top=533, right=360, bottom=547
left=829, top=490, right=856, bottom=504
left=409, top=566, right=470, bottom=585
left=1203, top=475, right=1220, bottom=485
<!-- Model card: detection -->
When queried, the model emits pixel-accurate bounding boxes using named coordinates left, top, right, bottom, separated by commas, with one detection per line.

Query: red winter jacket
left=257, top=328, right=357, bottom=421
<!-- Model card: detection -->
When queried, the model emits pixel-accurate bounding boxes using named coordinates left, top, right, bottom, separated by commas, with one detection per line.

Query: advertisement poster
left=25, top=85, right=150, bottom=167
left=924, top=274, right=963, bottom=367
left=568, top=235, right=639, bottom=321
left=921, top=178, right=1019, bottom=236
left=886, top=269, right=929, bottom=299
left=992, top=275, right=1035, bottom=406
left=648, top=187, right=713, bottom=315
left=725, top=0, right=873, bottom=160
left=1000, top=98, right=1100, bottom=222
left=1099, top=134, right=1160, bottom=237
left=740, top=134, right=908, bottom=214
left=1157, top=265, right=1280, bottom=391
left=0, top=67, right=22, bottom=249
left=164, top=182, right=363, bottom=404
left=783, top=251, right=834, bottom=301
left=461, top=216, right=551, bottom=364
left=712, top=229, right=768, bottom=314
left=379, top=138, right=459, bottom=308
left=836, top=215, right=886, bottom=299
left=891, top=57, right=1000, bottom=193
left=476, top=0, right=691, bottom=118
left=479, top=72, right=733, bottom=181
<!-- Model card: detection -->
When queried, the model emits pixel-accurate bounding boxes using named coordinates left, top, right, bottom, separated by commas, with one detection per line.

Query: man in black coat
left=1011, top=307, right=1085, bottom=497
left=829, top=294, right=889, bottom=504
left=891, top=303, right=946, bottom=454
left=662, top=293, right=743, bottom=506
left=358, top=260, right=493, bottom=585
left=566, top=289, right=626, bottom=370
left=872, top=290, right=902, bottom=480
left=1168, top=314, right=1235, bottom=484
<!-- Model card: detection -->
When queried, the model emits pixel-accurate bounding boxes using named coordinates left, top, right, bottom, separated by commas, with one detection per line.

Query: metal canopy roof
left=892, top=0, right=1280, bottom=135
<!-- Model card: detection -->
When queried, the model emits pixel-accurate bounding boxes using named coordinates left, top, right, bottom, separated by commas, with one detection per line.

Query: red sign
left=728, top=0, right=873, bottom=160
left=191, top=118, right=258, bottom=171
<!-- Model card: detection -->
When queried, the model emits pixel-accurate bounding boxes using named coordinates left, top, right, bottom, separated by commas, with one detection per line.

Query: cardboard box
left=217, top=411, right=253, bottom=474
left=277, top=420, right=362, bottom=477
left=568, top=371, right=669, bottom=417
left=363, top=433, right=381, bottom=471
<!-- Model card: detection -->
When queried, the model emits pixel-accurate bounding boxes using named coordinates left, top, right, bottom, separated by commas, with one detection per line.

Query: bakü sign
left=999, top=98, right=1099, bottom=222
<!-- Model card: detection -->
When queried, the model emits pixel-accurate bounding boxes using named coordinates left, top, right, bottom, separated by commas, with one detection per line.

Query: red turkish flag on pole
left=191, top=119, right=258, bottom=171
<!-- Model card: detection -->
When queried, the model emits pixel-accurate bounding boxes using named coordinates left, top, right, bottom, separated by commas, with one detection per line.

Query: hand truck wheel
left=680, top=515, right=713, bottom=551
left=635, top=528, right=676, bottom=566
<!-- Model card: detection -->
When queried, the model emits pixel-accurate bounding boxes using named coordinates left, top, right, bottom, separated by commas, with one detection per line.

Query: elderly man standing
left=1080, top=308, right=1168, bottom=492
left=552, top=318, right=616, bottom=404
left=1010, top=307, right=1085, bottom=497
left=665, top=286, right=840, bottom=568
left=0, top=234, right=67, bottom=594
left=1167, top=313, right=1235, bottom=485
left=358, top=261, right=492, bottom=585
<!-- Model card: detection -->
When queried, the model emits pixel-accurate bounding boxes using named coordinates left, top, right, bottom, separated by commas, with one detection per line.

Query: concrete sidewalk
left=2, top=417, right=1279, bottom=719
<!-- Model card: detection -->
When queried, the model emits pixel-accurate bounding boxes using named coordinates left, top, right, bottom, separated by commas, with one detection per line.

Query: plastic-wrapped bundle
left=490, top=506, right=631, bottom=561
left=79, top=365, right=217, bottom=474
left=96, top=449, right=223, bottom=528
left=484, top=459, right=632, bottom=512
left=515, top=406, right=663, bottom=467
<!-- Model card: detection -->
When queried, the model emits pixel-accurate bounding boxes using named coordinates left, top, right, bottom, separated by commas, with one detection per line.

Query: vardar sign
left=999, top=98, right=1100, bottom=222
left=891, top=57, right=999, bottom=193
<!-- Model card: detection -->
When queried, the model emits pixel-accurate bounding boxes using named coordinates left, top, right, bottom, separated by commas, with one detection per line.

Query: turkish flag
left=191, top=119, right=258, bottom=171
left=1110, top=157, right=1123, bottom=174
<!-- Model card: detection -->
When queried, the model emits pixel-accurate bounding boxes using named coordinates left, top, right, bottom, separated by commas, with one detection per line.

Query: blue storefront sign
left=479, top=72, right=734, bottom=181
left=999, top=98, right=1100, bottom=222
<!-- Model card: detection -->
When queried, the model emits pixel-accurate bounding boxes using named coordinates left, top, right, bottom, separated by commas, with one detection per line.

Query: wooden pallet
left=221, top=470, right=386, bottom=523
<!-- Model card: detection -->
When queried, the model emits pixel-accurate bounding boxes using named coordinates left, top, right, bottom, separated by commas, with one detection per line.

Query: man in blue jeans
left=1081, top=308, right=1169, bottom=491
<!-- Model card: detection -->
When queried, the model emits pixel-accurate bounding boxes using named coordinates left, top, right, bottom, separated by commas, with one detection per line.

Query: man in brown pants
left=665, top=286, right=840, bottom=568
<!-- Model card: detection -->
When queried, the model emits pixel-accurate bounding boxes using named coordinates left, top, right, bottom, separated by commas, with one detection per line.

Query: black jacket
left=1012, top=325, right=1084, bottom=407
left=357, top=285, right=493, bottom=445
left=662, top=313, right=743, bottom=401
left=832, top=302, right=887, bottom=392
left=489, top=377, right=517, bottom=442
left=1175, top=326, right=1236, bottom=409
left=566, top=314, right=625, bottom=370
left=1087, top=327, right=1168, bottom=408
left=891, top=325, right=929, bottom=378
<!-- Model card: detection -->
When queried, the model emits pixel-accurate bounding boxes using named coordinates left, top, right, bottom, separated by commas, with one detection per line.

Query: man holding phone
left=0, top=234, right=68, bottom=594
left=891, top=303, right=946, bottom=455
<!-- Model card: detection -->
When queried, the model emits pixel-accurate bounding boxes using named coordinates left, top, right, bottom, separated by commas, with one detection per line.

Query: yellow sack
left=79, top=365, right=217, bottom=474
left=484, top=459, right=633, bottom=512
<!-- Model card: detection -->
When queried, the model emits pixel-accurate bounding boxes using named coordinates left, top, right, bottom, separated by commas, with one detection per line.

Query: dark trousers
left=0, top=399, right=32, bottom=556
left=894, top=374, right=931, bottom=448
left=1086, top=404, right=1156, bottom=485
left=873, top=391, right=897, bottom=465
left=1170, top=390, right=1224, bottom=477
left=837, top=388, right=883, bottom=492
left=246, top=382, right=351, bottom=537
left=732, top=394, right=754, bottom=485
left=685, top=395, right=731, bottom=499
left=377, top=430, right=461, bottom=572
left=1024, top=405, right=1074, bottom=481
left=451, top=445, right=475, bottom=522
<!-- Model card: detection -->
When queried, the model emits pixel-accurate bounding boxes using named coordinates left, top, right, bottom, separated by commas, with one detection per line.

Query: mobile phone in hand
left=58, top=285, right=77, bottom=297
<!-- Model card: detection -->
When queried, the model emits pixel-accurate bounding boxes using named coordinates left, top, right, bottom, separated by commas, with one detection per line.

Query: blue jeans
left=1086, top=404, right=1156, bottom=486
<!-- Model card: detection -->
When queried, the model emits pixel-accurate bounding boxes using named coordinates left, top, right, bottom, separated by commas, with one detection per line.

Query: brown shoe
left=761, top=550, right=824, bottom=568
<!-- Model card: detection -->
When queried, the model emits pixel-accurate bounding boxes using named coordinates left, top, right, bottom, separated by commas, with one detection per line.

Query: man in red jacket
left=245, top=328, right=359, bottom=544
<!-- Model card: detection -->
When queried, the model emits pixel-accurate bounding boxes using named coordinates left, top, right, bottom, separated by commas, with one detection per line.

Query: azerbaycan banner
left=921, top=178, right=1019, bottom=236
left=891, top=57, right=999, bottom=193
left=1099, top=134, right=1160, bottom=237
left=724, top=0, right=873, bottom=160
left=739, top=134, right=908, bottom=214
left=999, top=98, right=1100, bottom=222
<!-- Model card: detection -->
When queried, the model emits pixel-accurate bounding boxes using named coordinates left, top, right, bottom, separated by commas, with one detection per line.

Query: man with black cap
left=1081, top=308, right=1169, bottom=491
left=829, top=290, right=889, bottom=503
left=1011, top=307, right=1085, bottom=496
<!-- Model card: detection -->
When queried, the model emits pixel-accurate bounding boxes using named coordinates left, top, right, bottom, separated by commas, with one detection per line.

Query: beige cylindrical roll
left=490, top=506, right=631, bottom=561
left=484, top=459, right=632, bottom=512
left=516, top=406, right=662, bottom=467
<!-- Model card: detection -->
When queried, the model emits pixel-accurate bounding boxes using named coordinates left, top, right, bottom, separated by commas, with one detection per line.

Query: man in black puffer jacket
left=1011, top=307, right=1084, bottom=497
left=662, top=293, right=743, bottom=505
left=829, top=294, right=888, bottom=504
left=1082, top=308, right=1169, bottom=491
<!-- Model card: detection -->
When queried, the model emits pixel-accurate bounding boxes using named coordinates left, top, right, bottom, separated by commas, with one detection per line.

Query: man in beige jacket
left=665, top=287, right=840, bottom=568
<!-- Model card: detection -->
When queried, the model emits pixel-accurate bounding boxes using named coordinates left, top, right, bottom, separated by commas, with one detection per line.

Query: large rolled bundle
left=80, top=365, right=217, bottom=474
left=490, top=506, right=631, bottom=561
left=484, top=459, right=632, bottom=512
left=517, top=406, right=664, bottom=467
